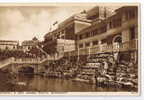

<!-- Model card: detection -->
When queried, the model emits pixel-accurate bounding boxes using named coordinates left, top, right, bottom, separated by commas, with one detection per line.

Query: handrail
left=0, top=40, right=137, bottom=68
left=0, top=57, right=14, bottom=65
left=0, top=54, right=63, bottom=69
left=78, top=40, right=138, bottom=54
left=0, top=57, right=49, bottom=69
left=0, top=57, right=15, bottom=68
left=13, top=57, right=48, bottom=64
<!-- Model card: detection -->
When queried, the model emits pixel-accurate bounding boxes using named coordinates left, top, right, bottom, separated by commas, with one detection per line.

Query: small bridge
left=0, top=54, right=63, bottom=74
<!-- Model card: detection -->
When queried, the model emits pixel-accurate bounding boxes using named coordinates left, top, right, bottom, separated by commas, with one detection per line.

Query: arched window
left=113, top=35, right=122, bottom=43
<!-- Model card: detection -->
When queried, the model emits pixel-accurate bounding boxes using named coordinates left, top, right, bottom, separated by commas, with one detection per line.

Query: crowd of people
left=43, top=52, right=138, bottom=91
left=44, top=57, right=83, bottom=78
left=0, top=49, right=33, bottom=60
left=0, top=46, right=138, bottom=91
left=0, top=45, right=46, bottom=62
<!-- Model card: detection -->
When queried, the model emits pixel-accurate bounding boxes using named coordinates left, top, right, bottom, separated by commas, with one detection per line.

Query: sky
left=0, top=4, right=119, bottom=42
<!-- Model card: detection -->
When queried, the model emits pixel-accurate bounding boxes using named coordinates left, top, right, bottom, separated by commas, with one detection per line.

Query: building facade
left=43, top=6, right=138, bottom=63
left=44, top=6, right=114, bottom=55
left=44, top=13, right=91, bottom=41
left=0, top=40, right=19, bottom=51
left=75, top=6, right=138, bottom=63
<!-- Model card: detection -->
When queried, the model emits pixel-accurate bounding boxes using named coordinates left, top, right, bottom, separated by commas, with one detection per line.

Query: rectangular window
left=85, top=42, right=90, bottom=47
left=130, top=27, right=135, bottom=40
left=79, top=34, right=82, bottom=40
left=82, top=34, right=86, bottom=39
left=129, top=11, right=136, bottom=19
left=125, top=10, right=136, bottom=21
left=125, top=11, right=129, bottom=20
left=79, top=44, right=83, bottom=48
left=109, top=18, right=121, bottom=29
left=116, top=18, right=122, bottom=27
left=90, top=31, right=93, bottom=36
left=61, top=36, right=65, bottom=39
left=93, top=40, right=98, bottom=45
left=93, top=29, right=98, bottom=36
left=100, top=25, right=107, bottom=33
left=101, top=38, right=107, bottom=44
left=109, top=21, right=112, bottom=29
left=86, top=32, right=90, bottom=38
left=57, top=34, right=60, bottom=39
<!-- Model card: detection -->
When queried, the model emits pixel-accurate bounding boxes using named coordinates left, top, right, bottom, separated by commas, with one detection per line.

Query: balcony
left=101, top=39, right=138, bottom=53
left=119, top=39, right=138, bottom=51
left=77, top=39, right=138, bottom=55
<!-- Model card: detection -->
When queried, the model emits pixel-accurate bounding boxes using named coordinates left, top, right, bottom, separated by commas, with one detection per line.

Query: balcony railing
left=76, top=40, right=138, bottom=55
left=0, top=56, right=54, bottom=69
left=120, top=39, right=138, bottom=51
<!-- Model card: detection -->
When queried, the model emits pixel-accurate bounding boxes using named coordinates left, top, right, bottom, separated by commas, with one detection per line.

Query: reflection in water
left=15, top=74, right=128, bottom=92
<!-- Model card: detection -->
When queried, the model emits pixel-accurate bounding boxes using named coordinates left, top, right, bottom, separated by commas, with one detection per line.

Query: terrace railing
left=0, top=53, right=65, bottom=69
left=77, top=39, right=138, bottom=55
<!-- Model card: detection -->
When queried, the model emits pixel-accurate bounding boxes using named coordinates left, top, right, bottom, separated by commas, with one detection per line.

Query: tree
left=28, top=46, right=42, bottom=57
left=42, top=40, right=57, bottom=56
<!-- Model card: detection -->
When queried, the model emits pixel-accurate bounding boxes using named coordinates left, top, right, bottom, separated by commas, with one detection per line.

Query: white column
left=77, top=46, right=79, bottom=61
left=98, top=40, right=102, bottom=52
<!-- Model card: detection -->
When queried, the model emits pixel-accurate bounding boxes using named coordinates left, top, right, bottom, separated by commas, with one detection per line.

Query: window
left=125, top=10, right=136, bottom=20
left=79, top=44, right=83, bottom=48
left=56, top=34, right=60, bottom=39
left=109, top=18, right=121, bottom=29
left=101, top=38, right=107, bottom=44
left=129, top=10, right=136, bottom=19
left=28, top=46, right=31, bottom=49
left=93, top=29, right=98, bottom=36
left=61, top=35, right=65, bottom=39
left=109, top=21, right=112, bottom=29
left=99, top=25, right=107, bottom=33
left=79, top=34, right=82, bottom=40
left=85, top=42, right=90, bottom=47
left=130, top=27, right=135, bottom=40
left=86, top=32, right=90, bottom=38
left=90, top=32, right=93, bottom=37
left=93, top=40, right=98, bottom=45
left=13, top=46, right=15, bottom=49
left=114, top=18, right=122, bottom=27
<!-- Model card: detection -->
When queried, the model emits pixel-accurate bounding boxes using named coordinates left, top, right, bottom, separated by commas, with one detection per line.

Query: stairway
left=36, top=45, right=49, bottom=57
left=36, top=45, right=64, bottom=61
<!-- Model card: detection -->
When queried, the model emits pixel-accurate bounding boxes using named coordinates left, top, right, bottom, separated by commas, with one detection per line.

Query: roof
left=76, top=18, right=107, bottom=35
left=58, top=13, right=91, bottom=28
left=0, top=40, right=18, bottom=43
left=22, top=40, right=38, bottom=46
left=115, top=6, right=138, bottom=13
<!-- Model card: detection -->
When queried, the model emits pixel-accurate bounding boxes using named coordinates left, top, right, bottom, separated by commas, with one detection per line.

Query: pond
left=14, top=74, right=131, bottom=92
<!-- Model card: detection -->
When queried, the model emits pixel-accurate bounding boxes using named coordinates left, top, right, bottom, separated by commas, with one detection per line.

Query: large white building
left=75, top=6, right=138, bottom=63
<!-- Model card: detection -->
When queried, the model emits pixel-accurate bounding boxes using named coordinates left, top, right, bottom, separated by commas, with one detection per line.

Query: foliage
left=42, top=40, right=57, bottom=55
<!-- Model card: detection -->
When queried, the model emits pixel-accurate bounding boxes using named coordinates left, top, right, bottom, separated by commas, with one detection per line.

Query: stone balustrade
left=76, top=39, right=138, bottom=55
left=0, top=54, right=64, bottom=69
left=0, top=57, right=15, bottom=68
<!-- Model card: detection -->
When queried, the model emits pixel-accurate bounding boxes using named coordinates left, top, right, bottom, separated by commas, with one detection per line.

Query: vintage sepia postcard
left=0, top=3, right=140, bottom=96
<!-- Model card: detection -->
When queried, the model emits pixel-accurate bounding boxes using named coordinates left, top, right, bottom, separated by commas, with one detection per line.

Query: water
left=14, top=74, right=130, bottom=92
